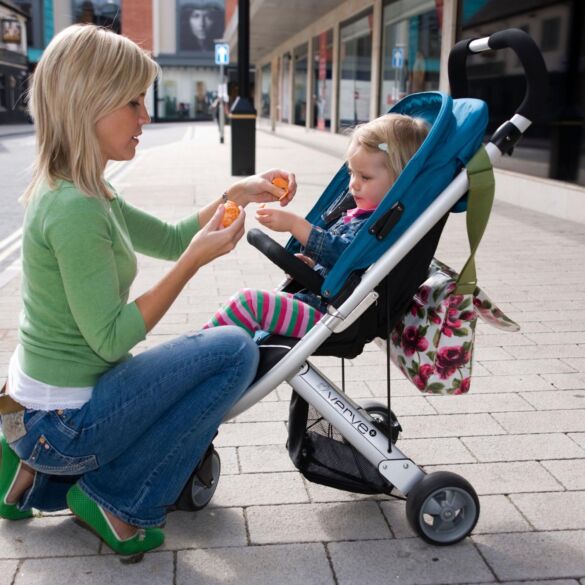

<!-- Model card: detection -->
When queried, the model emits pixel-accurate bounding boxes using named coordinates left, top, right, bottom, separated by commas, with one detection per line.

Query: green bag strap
left=455, top=145, right=495, bottom=295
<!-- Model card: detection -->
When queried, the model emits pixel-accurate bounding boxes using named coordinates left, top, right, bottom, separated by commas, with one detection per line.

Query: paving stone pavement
left=1, top=122, right=584, bottom=584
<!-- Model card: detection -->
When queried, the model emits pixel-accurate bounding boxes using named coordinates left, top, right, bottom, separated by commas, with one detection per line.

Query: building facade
left=0, top=0, right=28, bottom=123
left=225, top=0, right=584, bottom=220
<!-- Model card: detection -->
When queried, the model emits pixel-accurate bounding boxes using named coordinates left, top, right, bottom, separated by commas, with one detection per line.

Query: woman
left=0, top=25, right=295, bottom=556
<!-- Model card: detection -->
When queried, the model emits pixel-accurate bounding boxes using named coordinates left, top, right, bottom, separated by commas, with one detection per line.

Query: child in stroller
left=203, top=113, right=429, bottom=338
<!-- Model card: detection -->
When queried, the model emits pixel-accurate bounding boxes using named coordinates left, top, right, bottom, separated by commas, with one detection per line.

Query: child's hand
left=255, top=207, right=299, bottom=233
left=294, top=253, right=316, bottom=268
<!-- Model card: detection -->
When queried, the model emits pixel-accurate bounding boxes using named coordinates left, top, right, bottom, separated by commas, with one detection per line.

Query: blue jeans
left=9, top=327, right=259, bottom=527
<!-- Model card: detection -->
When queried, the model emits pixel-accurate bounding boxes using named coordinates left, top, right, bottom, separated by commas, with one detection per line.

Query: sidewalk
left=0, top=122, right=584, bottom=585
left=0, top=123, right=35, bottom=139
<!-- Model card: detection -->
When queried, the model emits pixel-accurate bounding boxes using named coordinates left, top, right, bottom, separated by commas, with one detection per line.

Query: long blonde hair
left=348, top=113, right=429, bottom=181
left=22, top=25, right=159, bottom=204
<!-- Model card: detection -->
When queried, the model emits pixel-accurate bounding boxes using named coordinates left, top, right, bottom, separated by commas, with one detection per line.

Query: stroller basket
left=287, top=391, right=392, bottom=495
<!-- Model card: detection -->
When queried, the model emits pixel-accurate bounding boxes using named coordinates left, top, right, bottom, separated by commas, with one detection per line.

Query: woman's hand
left=182, top=204, right=246, bottom=273
left=228, top=169, right=297, bottom=208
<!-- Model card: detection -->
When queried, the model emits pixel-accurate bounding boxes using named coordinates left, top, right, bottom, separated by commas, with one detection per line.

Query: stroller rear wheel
left=406, top=471, right=479, bottom=545
left=175, top=447, right=221, bottom=511
left=359, top=400, right=402, bottom=443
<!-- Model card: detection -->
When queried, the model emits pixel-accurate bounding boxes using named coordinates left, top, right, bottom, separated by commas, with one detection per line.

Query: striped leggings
left=202, top=288, right=324, bottom=338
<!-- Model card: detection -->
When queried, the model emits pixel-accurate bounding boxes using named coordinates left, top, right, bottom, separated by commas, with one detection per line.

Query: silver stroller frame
left=219, top=30, right=546, bottom=546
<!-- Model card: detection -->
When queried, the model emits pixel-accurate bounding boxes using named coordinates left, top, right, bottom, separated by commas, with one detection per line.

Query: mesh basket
left=287, top=391, right=393, bottom=495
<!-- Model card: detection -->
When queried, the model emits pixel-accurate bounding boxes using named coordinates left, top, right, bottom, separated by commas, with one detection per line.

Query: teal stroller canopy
left=286, top=91, right=489, bottom=300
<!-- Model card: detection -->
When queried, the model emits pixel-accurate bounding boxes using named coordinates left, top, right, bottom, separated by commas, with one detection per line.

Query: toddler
left=203, top=113, right=429, bottom=338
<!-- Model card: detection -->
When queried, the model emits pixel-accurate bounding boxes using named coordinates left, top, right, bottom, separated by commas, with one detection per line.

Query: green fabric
left=0, top=437, right=33, bottom=520
left=18, top=180, right=200, bottom=387
left=455, top=146, right=495, bottom=295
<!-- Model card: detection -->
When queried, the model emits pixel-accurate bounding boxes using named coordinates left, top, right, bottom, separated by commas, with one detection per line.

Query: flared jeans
left=9, top=327, right=259, bottom=527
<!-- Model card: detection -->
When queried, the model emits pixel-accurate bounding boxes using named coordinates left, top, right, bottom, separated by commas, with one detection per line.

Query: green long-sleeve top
left=18, top=180, right=200, bottom=387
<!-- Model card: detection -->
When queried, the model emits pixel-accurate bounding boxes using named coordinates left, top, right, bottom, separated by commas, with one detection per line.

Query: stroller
left=176, top=29, right=547, bottom=546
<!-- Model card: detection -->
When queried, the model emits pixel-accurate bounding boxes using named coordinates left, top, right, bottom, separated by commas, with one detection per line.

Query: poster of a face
left=1, top=20, right=22, bottom=44
left=178, top=0, right=225, bottom=53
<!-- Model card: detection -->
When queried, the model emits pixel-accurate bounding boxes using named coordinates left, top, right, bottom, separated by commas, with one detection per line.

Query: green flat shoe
left=0, top=436, right=34, bottom=520
left=66, top=484, right=164, bottom=556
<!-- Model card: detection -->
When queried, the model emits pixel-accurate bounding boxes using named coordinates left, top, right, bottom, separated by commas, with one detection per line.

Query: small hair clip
left=377, top=143, right=388, bottom=152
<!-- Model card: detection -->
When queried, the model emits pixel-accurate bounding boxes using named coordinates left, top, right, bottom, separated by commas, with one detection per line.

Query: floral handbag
left=389, top=147, right=519, bottom=395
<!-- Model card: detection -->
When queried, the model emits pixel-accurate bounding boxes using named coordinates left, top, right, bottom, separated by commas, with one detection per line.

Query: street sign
left=215, top=43, right=230, bottom=66
left=391, top=47, right=404, bottom=69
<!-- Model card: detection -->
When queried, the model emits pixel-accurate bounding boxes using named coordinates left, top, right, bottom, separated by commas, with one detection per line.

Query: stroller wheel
left=359, top=400, right=402, bottom=443
left=406, top=471, right=479, bottom=545
left=175, top=448, right=221, bottom=511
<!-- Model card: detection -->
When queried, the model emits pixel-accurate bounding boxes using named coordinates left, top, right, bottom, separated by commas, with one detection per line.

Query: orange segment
left=222, top=200, right=240, bottom=227
left=271, top=177, right=289, bottom=200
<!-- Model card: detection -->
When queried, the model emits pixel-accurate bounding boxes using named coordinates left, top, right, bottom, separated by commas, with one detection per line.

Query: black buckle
left=368, top=202, right=404, bottom=241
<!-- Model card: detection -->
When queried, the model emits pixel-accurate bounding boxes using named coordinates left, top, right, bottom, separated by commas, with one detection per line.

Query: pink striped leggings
left=202, top=288, right=324, bottom=338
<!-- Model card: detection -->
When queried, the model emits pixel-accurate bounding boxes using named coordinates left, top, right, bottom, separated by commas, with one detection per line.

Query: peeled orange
left=222, top=200, right=240, bottom=227
left=271, top=177, right=289, bottom=200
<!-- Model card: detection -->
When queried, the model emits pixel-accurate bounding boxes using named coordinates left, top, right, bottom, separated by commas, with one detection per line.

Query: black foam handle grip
left=448, top=28, right=548, bottom=123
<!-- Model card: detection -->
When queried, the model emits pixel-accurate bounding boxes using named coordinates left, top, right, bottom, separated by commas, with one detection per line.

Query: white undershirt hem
left=7, top=348, right=93, bottom=411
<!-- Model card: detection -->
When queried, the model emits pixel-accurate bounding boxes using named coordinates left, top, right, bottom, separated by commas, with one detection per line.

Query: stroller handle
left=448, top=28, right=548, bottom=124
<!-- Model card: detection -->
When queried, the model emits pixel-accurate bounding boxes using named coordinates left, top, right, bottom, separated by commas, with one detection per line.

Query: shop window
left=294, top=43, right=308, bottom=126
left=72, top=1, right=121, bottom=33
left=312, top=29, right=333, bottom=130
left=260, top=63, right=270, bottom=118
left=461, top=0, right=584, bottom=186
left=541, top=17, right=560, bottom=51
left=339, top=10, right=373, bottom=130
left=380, top=0, right=441, bottom=113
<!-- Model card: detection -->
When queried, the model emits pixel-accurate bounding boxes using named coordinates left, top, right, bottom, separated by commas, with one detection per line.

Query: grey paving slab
left=521, top=390, right=585, bottom=410
left=506, top=345, right=585, bottom=359
left=423, top=462, right=563, bottom=494
left=238, top=444, right=296, bottom=473
left=247, top=501, right=391, bottom=544
left=542, top=458, right=585, bottom=490
left=544, top=373, right=585, bottom=389
left=215, top=446, right=238, bottom=475
left=467, top=374, right=553, bottom=393
left=399, top=413, right=507, bottom=439
left=425, top=393, right=534, bottom=414
left=328, top=539, right=495, bottom=585
left=176, top=544, right=335, bottom=585
left=162, top=509, right=247, bottom=550
left=211, top=471, right=308, bottom=507
left=0, top=516, right=99, bottom=559
left=482, top=359, right=577, bottom=375
left=304, top=481, right=377, bottom=503
left=510, top=491, right=585, bottom=529
left=381, top=494, right=532, bottom=537
left=474, top=531, right=585, bottom=581
left=493, top=410, right=585, bottom=433
left=214, top=421, right=287, bottom=447
left=14, top=552, right=174, bottom=585
left=570, top=433, right=585, bottom=449
left=499, top=581, right=579, bottom=585
left=232, top=400, right=290, bottom=422
left=399, top=437, right=477, bottom=466
left=0, top=561, right=18, bottom=585
left=462, top=433, right=585, bottom=462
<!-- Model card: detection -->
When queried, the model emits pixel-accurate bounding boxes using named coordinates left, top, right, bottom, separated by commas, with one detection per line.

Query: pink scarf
left=343, top=207, right=375, bottom=224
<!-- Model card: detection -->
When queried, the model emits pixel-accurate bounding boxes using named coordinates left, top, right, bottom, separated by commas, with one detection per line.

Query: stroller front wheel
left=406, top=471, right=480, bottom=545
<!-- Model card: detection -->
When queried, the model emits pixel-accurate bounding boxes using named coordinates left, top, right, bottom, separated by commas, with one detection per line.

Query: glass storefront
left=380, top=0, right=441, bottom=113
left=461, top=0, right=584, bottom=186
left=312, top=29, right=333, bottom=130
left=339, top=11, right=373, bottom=130
left=294, top=43, right=308, bottom=126
left=260, top=63, right=270, bottom=118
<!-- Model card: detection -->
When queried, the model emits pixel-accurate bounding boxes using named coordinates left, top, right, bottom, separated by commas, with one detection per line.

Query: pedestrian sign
left=215, top=43, right=230, bottom=66
left=391, top=47, right=404, bottom=69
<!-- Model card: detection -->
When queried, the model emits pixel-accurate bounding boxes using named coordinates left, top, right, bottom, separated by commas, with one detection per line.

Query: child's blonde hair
left=347, top=113, right=429, bottom=181
left=22, top=24, right=160, bottom=204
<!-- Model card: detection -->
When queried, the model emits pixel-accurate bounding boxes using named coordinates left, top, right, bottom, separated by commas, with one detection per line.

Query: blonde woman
left=0, top=25, right=296, bottom=556
left=203, top=113, right=428, bottom=337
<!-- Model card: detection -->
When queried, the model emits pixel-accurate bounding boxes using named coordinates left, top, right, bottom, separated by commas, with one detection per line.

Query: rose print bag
left=389, top=147, right=519, bottom=395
